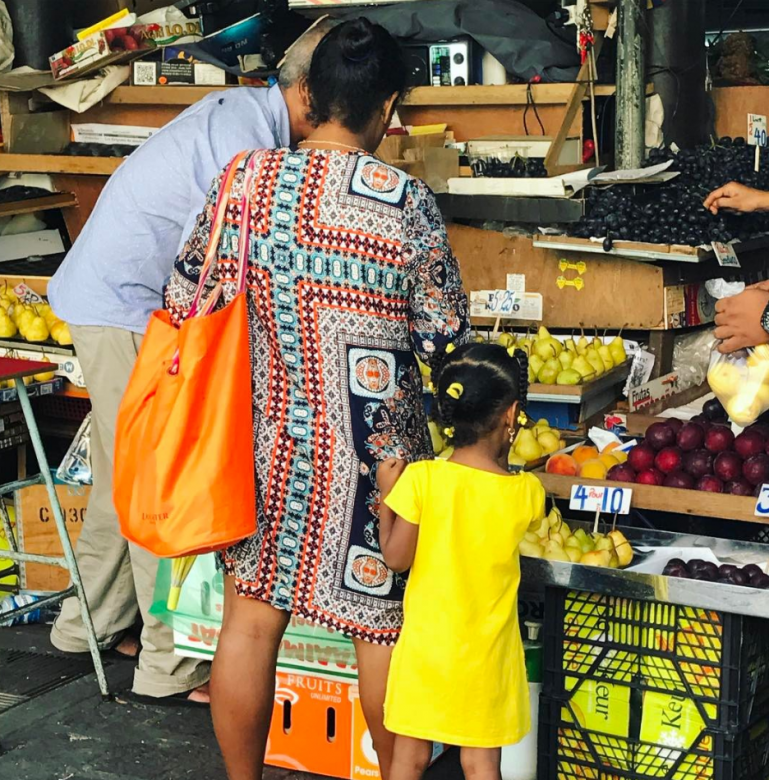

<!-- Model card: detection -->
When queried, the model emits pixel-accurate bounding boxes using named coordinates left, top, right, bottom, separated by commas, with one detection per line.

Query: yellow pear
left=708, top=362, right=741, bottom=397
left=608, top=530, right=634, bottom=567
left=496, top=332, right=516, bottom=349
left=514, top=428, right=543, bottom=462
left=520, top=539, right=544, bottom=558
left=524, top=531, right=541, bottom=544
left=580, top=550, right=612, bottom=567
left=538, top=357, right=560, bottom=385
left=537, top=430, right=561, bottom=455
left=529, top=355, right=545, bottom=377
left=586, top=348, right=606, bottom=377
left=564, top=337, right=578, bottom=354
left=576, top=333, right=590, bottom=355
left=598, top=345, right=615, bottom=371
left=25, top=315, right=50, bottom=343
left=558, top=350, right=575, bottom=370
left=557, top=368, right=581, bottom=386
left=548, top=531, right=565, bottom=546
left=609, top=335, right=627, bottom=365
left=33, top=356, right=56, bottom=383
left=572, top=355, right=596, bottom=381
left=508, top=449, right=526, bottom=468
left=565, top=546, right=582, bottom=563
left=15, top=308, right=34, bottom=333
left=0, top=311, right=17, bottom=338
left=52, top=322, right=73, bottom=346
left=543, top=540, right=570, bottom=563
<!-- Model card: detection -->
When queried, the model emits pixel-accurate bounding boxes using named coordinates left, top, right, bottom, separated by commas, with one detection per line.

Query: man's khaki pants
left=50, top=325, right=210, bottom=697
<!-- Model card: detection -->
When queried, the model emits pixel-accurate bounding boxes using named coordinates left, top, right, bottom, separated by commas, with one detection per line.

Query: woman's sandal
left=117, top=689, right=210, bottom=709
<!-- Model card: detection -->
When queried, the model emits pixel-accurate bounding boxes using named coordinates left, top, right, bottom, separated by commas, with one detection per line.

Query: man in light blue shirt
left=49, top=21, right=333, bottom=705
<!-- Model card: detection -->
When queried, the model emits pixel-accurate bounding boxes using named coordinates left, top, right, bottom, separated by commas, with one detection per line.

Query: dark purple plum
left=678, top=423, right=705, bottom=452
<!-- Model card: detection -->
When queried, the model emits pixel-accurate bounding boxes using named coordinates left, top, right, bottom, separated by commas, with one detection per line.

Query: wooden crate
left=15, top=483, right=88, bottom=592
left=448, top=224, right=753, bottom=331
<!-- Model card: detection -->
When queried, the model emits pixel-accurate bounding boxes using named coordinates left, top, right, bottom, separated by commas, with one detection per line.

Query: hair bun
left=338, top=18, right=376, bottom=63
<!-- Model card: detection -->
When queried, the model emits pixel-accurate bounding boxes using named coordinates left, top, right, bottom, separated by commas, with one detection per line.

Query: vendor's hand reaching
left=377, top=458, right=406, bottom=498
left=704, top=182, right=769, bottom=215
left=714, top=288, right=769, bottom=353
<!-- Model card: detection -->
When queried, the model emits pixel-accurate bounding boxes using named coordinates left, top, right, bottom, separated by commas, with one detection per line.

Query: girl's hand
left=377, top=458, right=406, bottom=497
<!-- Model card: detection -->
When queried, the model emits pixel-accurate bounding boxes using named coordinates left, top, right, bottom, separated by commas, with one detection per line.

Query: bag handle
left=188, top=150, right=250, bottom=318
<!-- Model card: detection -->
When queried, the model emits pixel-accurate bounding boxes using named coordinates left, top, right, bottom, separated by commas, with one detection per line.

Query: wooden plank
left=0, top=276, right=49, bottom=297
left=0, top=155, right=123, bottom=175
left=0, top=193, right=78, bottom=218
left=535, top=472, right=762, bottom=524
left=52, top=175, right=110, bottom=243
left=107, top=83, right=625, bottom=109
left=545, top=35, right=605, bottom=174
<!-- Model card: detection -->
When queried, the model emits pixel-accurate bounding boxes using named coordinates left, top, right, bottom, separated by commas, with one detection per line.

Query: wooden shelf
left=0, top=193, right=78, bottom=217
left=0, top=155, right=123, bottom=176
left=107, top=82, right=626, bottom=110
left=537, top=472, right=760, bottom=524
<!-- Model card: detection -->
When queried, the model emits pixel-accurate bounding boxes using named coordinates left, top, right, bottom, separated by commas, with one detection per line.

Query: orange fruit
left=573, top=445, right=600, bottom=466
left=602, top=442, right=622, bottom=454
left=579, top=459, right=608, bottom=480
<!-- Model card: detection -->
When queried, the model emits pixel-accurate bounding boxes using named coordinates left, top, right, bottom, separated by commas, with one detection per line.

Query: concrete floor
left=0, top=625, right=461, bottom=780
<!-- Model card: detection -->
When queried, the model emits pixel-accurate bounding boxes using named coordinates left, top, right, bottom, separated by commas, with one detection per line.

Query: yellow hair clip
left=445, top=343, right=456, bottom=355
left=517, top=410, right=528, bottom=426
left=507, top=345, right=516, bottom=358
left=443, top=426, right=455, bottom=439
left=446, top=382, right=464, bottom=400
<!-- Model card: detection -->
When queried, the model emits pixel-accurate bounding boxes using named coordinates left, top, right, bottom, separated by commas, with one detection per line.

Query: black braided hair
left=434, top=343, right=528, bottom=449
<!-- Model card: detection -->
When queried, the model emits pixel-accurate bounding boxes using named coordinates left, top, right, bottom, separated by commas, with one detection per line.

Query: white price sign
left=570, top=484, right=632, bottom=515
left=755, top=484, right=769, bottom=517
left=469, top=290, right=543, bottom=321
left=712, top=241, right=741, bottom=268
left=749, top=114, right=768, bottom=147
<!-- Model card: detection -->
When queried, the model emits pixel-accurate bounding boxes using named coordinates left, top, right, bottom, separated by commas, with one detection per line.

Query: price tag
left=755, top=484, right=769, bottom=517
left=748, top=114, right=768, bottom=148
left=570, top=484, right=633, bottom=515
left=487, top=289, right=522, bottom=316
left=469, top=290, right=543, bottom=321
left=712, top=241, right=741, bottom=269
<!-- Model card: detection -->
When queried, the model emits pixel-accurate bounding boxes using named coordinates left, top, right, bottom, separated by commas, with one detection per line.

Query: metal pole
left=615, top=0, right=647, bottom=169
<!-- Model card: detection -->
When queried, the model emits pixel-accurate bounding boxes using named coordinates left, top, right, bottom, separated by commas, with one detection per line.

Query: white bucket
left=500, top=682, right=540, bottom=780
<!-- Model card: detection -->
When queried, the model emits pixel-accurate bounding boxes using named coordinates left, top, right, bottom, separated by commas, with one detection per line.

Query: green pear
left=529, top=354, right=545, bottom=376
left=514, top=428, right=543, bottom=462
left=557, top=368, right=581, bottom=386
left=558, top=350, right=575, bottom=370
left=534, top=338, right=562, bottom=360
left=543, top=540, right=570, bottom=563
left=564, top=337, right=578, bottom=354
left=595, top=536, right=615, bottom=554
left=572, top=355, right=596, bottom=381
left=520, top=539, right=544, bottom=558
left=538, top=358, right=560, bottom=385
left=576, top=333, right=590, bottom=355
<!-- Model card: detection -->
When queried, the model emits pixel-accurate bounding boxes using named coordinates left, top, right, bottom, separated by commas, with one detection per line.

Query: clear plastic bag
left=707, top=345, right=769, bottom=426
left=56, top=413, right=92, bottom=485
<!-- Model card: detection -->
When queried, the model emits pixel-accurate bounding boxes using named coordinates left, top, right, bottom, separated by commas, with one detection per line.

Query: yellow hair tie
left=443, top=426, right=455, bottom=439
left=445, top=343, right=456, bottom=355
left=446, top=382, right=464, bottom=400
left=517, top=410, right=528, bottom=426
left=507, top=345, right=517, bottom=358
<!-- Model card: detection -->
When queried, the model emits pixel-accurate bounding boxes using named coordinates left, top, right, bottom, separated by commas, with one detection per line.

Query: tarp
left=344, top=0, right=580, bottom=84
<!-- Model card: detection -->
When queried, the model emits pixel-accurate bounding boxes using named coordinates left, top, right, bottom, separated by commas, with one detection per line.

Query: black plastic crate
left=543, top=589, right=769, bottom=732
left=539, top=696, right=769, bottom=780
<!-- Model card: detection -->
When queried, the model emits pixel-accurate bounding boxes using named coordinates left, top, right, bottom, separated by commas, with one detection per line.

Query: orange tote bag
left=114, top=152, right=257, bottom=557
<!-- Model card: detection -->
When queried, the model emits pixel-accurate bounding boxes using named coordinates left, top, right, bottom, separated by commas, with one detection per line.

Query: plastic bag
left=56, top=413, right=92, bottom=486
left=707, top=344, right=769, bottom=426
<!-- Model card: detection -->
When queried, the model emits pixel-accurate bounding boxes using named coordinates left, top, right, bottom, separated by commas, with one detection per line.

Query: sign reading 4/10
left=749, top=114, right=768, bottom=148
left=755, top=484, right=769, bottom=517
left=570, top=484, right=632, bottom=515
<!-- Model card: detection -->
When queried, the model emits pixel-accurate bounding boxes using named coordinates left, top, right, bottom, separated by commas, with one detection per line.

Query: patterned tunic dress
left=165, top=149, right=469, bottom=644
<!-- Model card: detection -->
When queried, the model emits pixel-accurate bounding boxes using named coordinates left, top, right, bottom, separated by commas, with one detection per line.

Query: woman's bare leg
left=389, top=736, right=432, bottom=780
left=353, top=638, right=396, bottom=780
left=211, top=575, right=290, bottom=780
left=460, top=747, right=503, bottom=780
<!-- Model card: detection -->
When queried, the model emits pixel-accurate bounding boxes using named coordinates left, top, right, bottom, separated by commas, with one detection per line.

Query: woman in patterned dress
left=165, top=19, right=469, bottom=780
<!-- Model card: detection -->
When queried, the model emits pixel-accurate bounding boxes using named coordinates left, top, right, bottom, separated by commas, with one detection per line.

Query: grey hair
left=278, top=18, right=338, bottom=89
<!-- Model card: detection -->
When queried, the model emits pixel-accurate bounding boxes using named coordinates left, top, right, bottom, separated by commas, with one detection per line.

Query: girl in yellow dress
left=377, top=342, right=546, bottom=780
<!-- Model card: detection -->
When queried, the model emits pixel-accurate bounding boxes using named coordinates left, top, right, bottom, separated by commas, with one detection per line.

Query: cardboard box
left=15, top=484, right=88, bottom=592
left=50, top=21, right=202, bottom=80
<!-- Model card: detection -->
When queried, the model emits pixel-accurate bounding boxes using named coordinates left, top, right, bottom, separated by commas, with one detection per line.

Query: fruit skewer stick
left=491, top=315, right=502, bottom=340
left=593, top=505, right=601, bottom=536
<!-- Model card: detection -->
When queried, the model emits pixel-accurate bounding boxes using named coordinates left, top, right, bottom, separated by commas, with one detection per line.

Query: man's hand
left=377, top=458, right=406, bottom=497
left=704, top=182, right=769, bottom=215
left=714, top=289, right=769, bottom=353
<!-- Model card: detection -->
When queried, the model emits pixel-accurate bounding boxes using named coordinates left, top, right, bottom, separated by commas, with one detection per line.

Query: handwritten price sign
left=755, top=484, right=769, bottom=517
left=570, top=484, right=632, bottom=515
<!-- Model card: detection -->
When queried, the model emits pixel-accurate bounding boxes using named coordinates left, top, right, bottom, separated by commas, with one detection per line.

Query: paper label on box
left=749, top=114, right=768, bottom=147
left=628, top=372, right=681, bottom=413
left=624, top=349, right=655, bottom=396
left=469, top=290, right=543, bottom=321
left=72, top=123, right=156, bottom=147
left=506, top=274, right=526, bottom=293
left=569, top=678, right=631, bottom=737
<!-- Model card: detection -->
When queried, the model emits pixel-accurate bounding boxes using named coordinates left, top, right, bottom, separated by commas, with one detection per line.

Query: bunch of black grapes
left=472, top=156, right=548, bottom=179
left=570, top=137, right=769, bottom=247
